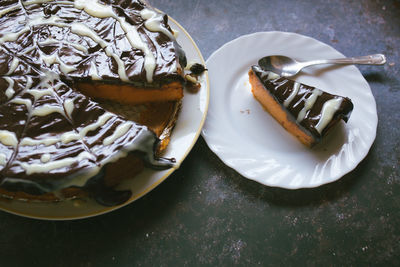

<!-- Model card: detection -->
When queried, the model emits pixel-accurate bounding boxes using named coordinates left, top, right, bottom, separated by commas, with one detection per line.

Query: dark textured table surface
left=1, top=0, right=399, bottom=266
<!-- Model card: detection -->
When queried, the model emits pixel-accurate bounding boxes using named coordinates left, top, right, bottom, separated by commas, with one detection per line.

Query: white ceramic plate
left=0, top=17, right=209, bottom=220
left=202, top=31, right=377, bottom=189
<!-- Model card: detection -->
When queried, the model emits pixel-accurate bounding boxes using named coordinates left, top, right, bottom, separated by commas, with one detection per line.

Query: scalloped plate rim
left=202, top=31, right=377, bottom=189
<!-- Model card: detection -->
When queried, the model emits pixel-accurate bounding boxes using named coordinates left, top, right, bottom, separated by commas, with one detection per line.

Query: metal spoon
left=258, top=54, right=386, bottom=77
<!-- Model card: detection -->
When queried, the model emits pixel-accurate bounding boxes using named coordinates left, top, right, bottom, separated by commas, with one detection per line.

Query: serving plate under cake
left=202, top=31, right=377, bottom=189
left=0, top=16, right=209, bottom=220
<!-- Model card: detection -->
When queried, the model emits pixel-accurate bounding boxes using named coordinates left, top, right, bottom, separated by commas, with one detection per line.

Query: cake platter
left=202, top=31, right=377, bottom=189
left=0, top=16, right=209, bottom=220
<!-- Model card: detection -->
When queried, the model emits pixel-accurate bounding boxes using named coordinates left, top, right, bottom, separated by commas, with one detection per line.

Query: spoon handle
left=306, top=54, right=386, bottom=66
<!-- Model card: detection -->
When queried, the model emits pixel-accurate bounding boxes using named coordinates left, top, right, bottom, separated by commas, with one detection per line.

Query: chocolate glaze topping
left=0, top=0, right=185, bottom=204
left=251, top=65, right=353, bottom=142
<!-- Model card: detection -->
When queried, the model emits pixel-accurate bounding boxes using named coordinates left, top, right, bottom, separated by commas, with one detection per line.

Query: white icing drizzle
left=0, top=16, right=62, bottom=44
left=0, top=16, right=84, bottom=66
left=297, top=89, right=322, bottom=122
left=19, top=112, right=114, bottom=147
left=101, top=150, right=128, bottom=164
left=26, top=73, right=57, bottom=100
left=140, top=9, right=175, bottom=40
left=23, top=0, right=56, bottom=5
left=25, top=76, right=34, bottom=90
left=0, top=153, right=7, bottom=166
left=80, top=112, right=113, bottom=138
left=117, top=130, right=161, bottom=166
left=267, top=71, right=280, bottom=80
left=9, top=77, right=34, bottom=110
left=97, top=130, right=159, bottom=165
left=283, top=82, right=300, bottom=107
left=20, top=151, right=93, bottom=175
left=60, top=132, right=80, bottom=144
left=38, top=39, right=89, bottom=54
left=39, top=51, right=77, bottom=75
left=31, top=104, right=65, bottom=117
left=74, top=0, right=114, bottom=17
left=53, top=0, right=75, bottom=5
left=20, top=46, right=37, bottom=55
left=60, top=165, right=101, bottom=188
left=0, top=16, right=66, bottom=46
left=62, top=112, right=114, bottom=144
left=70, top=23, right=129, bottom=81
left=24, top=0, right=74, bottom=5
left=257, top=69, right=280, bottom=80
left=5, top=57, right=20, bottom=76
left=4, top=77, right=15, bottom=99
left=315, top=98, right=343, bottom=134
left=0, top=5, right=19, bottom=18
left=27, top=88, right=54, bottom=100
left=20, top=136, right=60, bottom=146
left=74, top=0, right=156, bottom=82
left=32, top=15, right=69, bottom=28
left=10, top=98, right=32, bottom=111
left=89, top=59, right=101, bottom=80
left=54, top=82, right=65, bottom=91
left=0, top=28, right=30, bottom=44
left=140, top=9, right=178, bottom=72
left=63, top=98, right=75, bottom=118
left=40, top=153, right=51, bottom=163
left=0, top=130, right=18, bottom=147
left=103, top=122, right=133, bottom=146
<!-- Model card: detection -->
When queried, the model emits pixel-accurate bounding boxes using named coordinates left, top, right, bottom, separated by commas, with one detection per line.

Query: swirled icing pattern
left=0, top=0, right=185, bottom=203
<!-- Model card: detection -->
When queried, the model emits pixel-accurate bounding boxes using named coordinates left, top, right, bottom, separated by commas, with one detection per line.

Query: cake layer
left=249, top=65, right=353, bottom=146
left=77, top=81, right=183, bottom=104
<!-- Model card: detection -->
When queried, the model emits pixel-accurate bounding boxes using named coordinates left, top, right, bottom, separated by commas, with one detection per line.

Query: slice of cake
left=0, top=0, right=188, bottom=206
left=248, top=65, right=353, bottom=147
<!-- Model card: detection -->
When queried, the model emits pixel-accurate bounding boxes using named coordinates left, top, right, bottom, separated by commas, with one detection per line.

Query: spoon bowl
left=258, top=54, right=386, bottom=77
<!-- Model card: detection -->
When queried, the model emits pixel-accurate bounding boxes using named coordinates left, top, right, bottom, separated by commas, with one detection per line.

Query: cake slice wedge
left=249, top=65, right=353, bottom=147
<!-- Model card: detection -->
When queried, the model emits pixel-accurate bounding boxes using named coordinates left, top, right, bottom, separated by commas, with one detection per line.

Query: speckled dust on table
left=0, top=0, right=399, bottom=266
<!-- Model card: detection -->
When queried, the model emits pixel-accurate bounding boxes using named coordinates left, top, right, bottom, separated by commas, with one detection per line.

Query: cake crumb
left=185, top=63, right=207, bottom=93
left=190, top=63, right=207, bottom=75
left=240, top=109, right=250, bottom=115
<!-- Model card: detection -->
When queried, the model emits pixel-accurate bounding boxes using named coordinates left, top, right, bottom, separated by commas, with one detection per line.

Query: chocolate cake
left=249, top=65, right=353, bottom=147
left=0, top=0, right=187, bottom=205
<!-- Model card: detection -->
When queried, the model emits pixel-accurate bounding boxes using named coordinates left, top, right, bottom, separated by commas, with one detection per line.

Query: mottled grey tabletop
left=1, top=0, right=399, bottom=266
